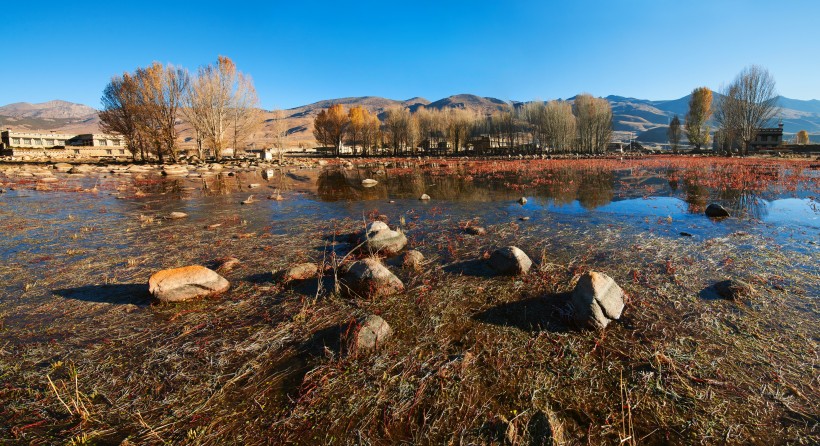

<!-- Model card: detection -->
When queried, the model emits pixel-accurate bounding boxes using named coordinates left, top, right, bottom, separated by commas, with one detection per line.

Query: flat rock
left=570, top=271, right=625, bottom=329
left=488, top=246, right=532, bottom=275
left=342, top=258, right=404, bottom=298
left=216, top=257, right=241, bottom=273
left=169, top=211, right=188, bottom=219
left=362, top=179, right=378, bottom=187
left=354, top=315, right=392, bottom=350
left=705, top=203, right=730, bottom=218
left=148, top=265, right=230, bottom=302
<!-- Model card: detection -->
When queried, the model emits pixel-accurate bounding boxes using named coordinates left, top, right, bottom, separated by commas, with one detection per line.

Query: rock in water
left=169, top=211, right=188, bottom=219
left=518, top=197, right=527, bottom=205
left=342, top=258, right=404, bottom=298
left=148, top=266, right=230, bottom=302
left=354, top=315, right=392, bottom=350
left=705, top=203, right=730, bottom=218
left=419, top=193, right=431, bottom=200
left=362, top=179, right=378, bottom=187
left=714, top=279, right=755, bottom=300
left=571, top=271, right=625, bottom=329
left=488, top=246, right=532, bottom=275
left=283, top=262, right=319, bottom=281
left=362, top=221, right=407, bottom=256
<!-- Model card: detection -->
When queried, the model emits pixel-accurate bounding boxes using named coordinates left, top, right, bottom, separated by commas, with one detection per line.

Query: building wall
left=1, top=130, right=128, bottom=158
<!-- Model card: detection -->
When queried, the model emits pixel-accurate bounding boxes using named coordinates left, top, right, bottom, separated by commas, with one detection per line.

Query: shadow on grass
left=443, top=259, right=497, bottom=277
left=473, top=292, right=573, bottom=333
left=53, top=284, right=150, bottom=306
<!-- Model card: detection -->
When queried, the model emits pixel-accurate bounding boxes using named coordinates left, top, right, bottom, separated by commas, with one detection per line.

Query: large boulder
left=148, top=266, right=230, bottom=302
left=342, top=258, right=404, bottom=298
left=361, top=221, right=407, bottom=256
left=570, top=271, right=625, bottom=329
left=488, top=246, right=532, bottom=275
left=705, top=203, right=730, bottom=218
left=354, top=315, right=393, bottom=350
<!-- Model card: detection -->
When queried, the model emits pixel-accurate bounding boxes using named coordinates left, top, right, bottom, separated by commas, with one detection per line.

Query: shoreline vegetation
left=0, top=155, right=817, bottom=444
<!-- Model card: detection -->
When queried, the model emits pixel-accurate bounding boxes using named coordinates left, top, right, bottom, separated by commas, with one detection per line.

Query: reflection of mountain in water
left=313, top=163, right=815, bottom=224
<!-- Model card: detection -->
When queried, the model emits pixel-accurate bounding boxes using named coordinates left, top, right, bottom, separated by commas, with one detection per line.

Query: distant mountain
left=2, top=93, right=818, bottom=146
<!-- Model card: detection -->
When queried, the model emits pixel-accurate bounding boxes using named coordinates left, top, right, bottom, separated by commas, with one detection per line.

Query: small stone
left=488, top=246, right=532, bottom=275
left=570, top=271, right=625, bottom=329
left=362, top=179, right=378, bottom=187
left=419, top=194, right=431, bottom=200
left=268, top=194, right=284, bottom=201
left=401, top=250, right=424, bottom=270
left=465, top=226, right=487, bottom=236
left=148, top=266, right=230, bottom=302
left=241, top=195, right=255, bottom=205
left=519, top=216, right=530, bottom=221
left=354, top=315, right=392, bottom=350
left=248, top=183, right=261, bottom=189
left=714, top=279, right=755, bottom=300
left=216, top=257, right=240, bottom=273
left=283, top=263, right=319, bottom=281
left=705, top=203, right=730, bottom=218
left=169, top=212, right=188, bottom=219
left=680, top=232, right=693, bottom=237
left=342, top=258, right=404, bottom=298
left=518, top=197, right=527, bottom=205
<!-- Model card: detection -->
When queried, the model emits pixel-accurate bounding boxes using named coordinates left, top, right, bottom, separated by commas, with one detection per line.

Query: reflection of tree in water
left=529, top=169, right=614, bottom=209
left=666, top=168, right=679, bottom=191
left=683, top=179, right=709, bottom=214
left=576, top=170, right=615, bottom=209
left=317, top=168, right=388, bottom=202
left=718, top=188, right=768, bottom=220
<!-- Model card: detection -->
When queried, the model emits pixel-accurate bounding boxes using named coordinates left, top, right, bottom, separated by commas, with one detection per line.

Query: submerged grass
left=0, top=158, right=817, bottom=445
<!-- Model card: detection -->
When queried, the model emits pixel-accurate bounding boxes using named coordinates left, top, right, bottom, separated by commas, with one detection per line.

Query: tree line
left=99, top=56, right=262, bottom=162
left=313, top=94, right=614, bottom=156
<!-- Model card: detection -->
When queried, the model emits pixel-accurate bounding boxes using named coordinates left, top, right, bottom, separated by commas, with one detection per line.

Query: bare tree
left=100, top=73, right=145, bottom=161
left=270, top=109, right=288, bottom=162
left=574, top=94, right=612, bottom=154
left=715, top=65, right=779, bottom=156
left=542, top=100, right=576, bottom=153
left=668, top=115, right=682, bottom=153
left=184, top=56, right=259, bottom=160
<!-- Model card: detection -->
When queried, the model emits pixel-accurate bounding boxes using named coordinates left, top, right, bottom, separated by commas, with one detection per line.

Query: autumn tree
left=361, top=111, right=380, bottom=155
left=313, top=104, right=349, bottom=155
left=348, top=106, right=377, bottom=155
left=574, top=94, right=612, bottom=154
left=715, top=65, right=779, bottom=156
left=668, top=115, right=682, bottom=153
left=184, top=56, right=260, bottom=160
left=445, top=108, right=474, bottom=153
left=100, top=72, right=145, bottom=160
left=685, top=87, right=712, bottom=150
left=384, top=106, right=415, bottom=154
left=796, top=130, right=809, bottom=145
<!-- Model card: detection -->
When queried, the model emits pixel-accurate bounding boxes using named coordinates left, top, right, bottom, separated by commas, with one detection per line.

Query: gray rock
left=518, top=197, right=527, bottom=205
left=571, top=271, right=625, bottom=329
left=705, top=203, right=730, bottom=218
left=419, top=193, right=431, bottom=200
left=354, top=315, right=392, bottom=349
left=362, top=221, right=407, bottom=256
left=361, top=179, right=378, bottom=187
left=169, top=211, right=188, bottom=219
left=342, top=258, right=404, bottom=298
left=148, top=265, right=230, bottom=302
left=488, top=246, right=532, bottom=275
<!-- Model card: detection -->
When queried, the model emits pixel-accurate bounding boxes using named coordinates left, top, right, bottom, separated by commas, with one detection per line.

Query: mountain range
left=1, top=93, right=817, bottom=147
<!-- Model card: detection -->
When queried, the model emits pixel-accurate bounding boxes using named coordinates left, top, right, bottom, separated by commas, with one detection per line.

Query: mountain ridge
left=2, top=93, right=818, bottom=146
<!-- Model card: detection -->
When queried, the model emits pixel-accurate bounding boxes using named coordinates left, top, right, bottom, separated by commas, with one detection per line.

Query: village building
left=0, top=130, right=128, bottom=158
left=712, top=123, right=784, bottom=152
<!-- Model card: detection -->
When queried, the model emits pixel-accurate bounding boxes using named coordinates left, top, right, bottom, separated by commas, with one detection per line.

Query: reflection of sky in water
left=761, top=198, right=820, bottom=228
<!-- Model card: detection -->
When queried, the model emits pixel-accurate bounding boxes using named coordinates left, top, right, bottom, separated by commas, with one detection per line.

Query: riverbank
left=0, top=157, right=817, bottom=444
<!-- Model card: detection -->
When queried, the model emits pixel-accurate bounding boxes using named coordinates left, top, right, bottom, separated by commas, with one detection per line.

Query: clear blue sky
left=2, top=0, right=818, bottom=109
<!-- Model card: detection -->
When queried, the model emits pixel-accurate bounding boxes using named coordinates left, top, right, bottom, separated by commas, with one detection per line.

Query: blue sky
left=2, top=0, right=818, bottom=109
